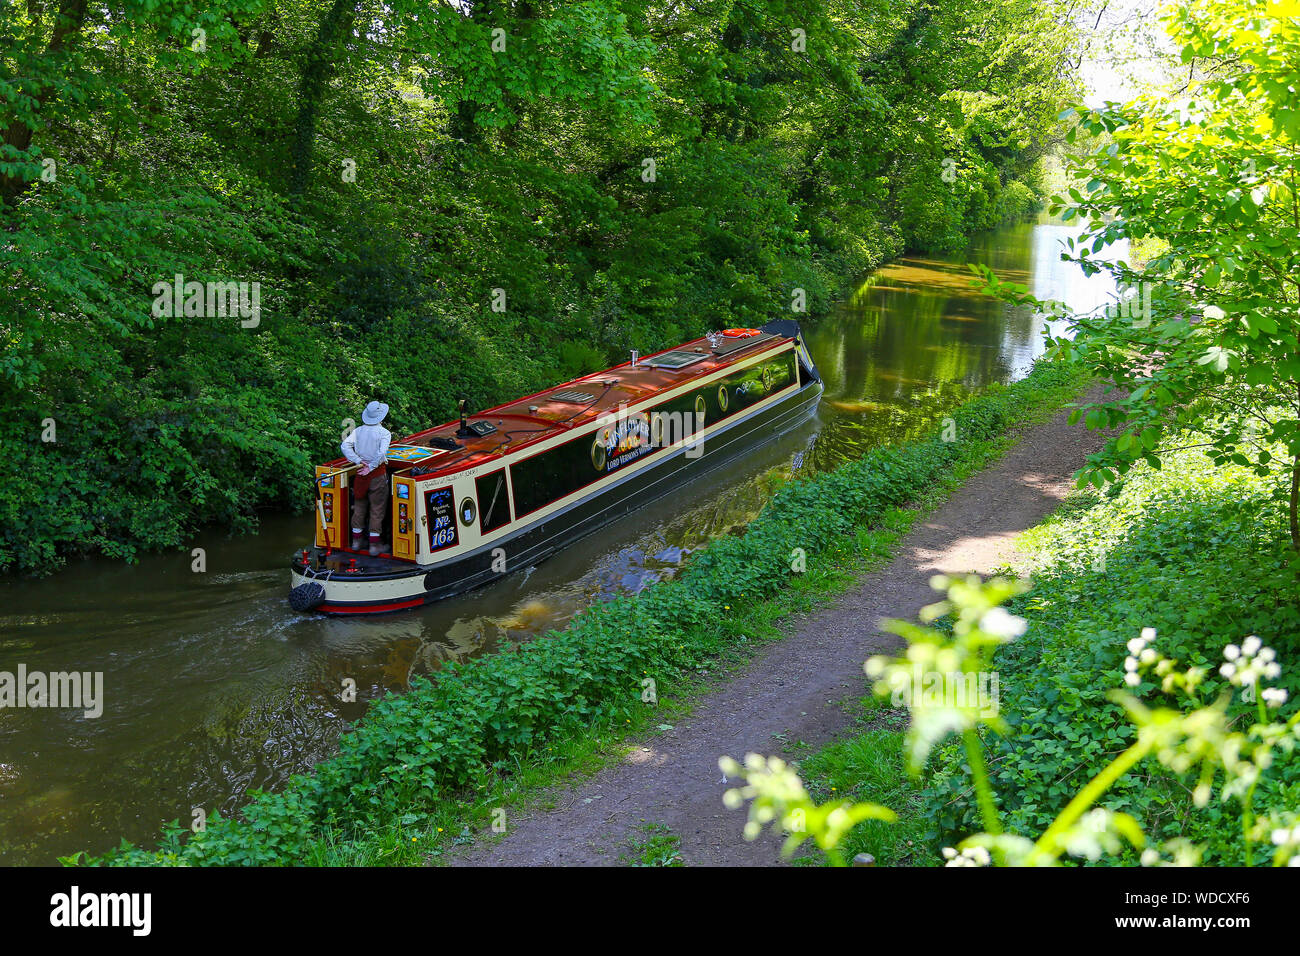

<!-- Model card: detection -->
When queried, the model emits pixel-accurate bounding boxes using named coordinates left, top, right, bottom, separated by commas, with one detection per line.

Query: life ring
left=722, top=328, right=761, bottom=337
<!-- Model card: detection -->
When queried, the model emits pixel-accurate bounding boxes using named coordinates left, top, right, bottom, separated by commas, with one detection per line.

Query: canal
left=0, top=216, right=1121, bottom=864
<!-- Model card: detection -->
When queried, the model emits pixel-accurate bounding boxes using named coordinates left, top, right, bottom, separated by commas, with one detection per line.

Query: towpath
left=449, top=392, right=1109, bottom=866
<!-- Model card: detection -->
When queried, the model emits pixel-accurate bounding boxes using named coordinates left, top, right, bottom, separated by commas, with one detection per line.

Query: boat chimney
left=457, top=398, right=473, bottom=437
left=630, top=349, right=639, bottom=367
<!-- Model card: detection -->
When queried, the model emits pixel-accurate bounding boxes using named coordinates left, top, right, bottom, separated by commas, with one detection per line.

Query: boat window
left=509, top=350, right=799, bottom=518
left=511, top=439, right=592, bottom=517
left=475, top=469, right=511, bottom=534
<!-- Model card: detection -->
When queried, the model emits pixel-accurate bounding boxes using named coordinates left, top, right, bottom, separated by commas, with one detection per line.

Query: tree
left=0, top=0, right=263, bottom=206
left=1, top=0, right=1080, bottom=572
left=1037, top=0, right=1300, bottom=547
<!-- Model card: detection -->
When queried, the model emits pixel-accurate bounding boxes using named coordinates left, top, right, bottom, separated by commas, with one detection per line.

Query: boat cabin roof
left=323, top=331, right=790, bottom=480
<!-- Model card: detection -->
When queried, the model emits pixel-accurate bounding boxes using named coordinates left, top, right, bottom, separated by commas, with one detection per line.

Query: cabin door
left=391, top=477, right=417, bottom=559
left=315, top=466, right=348, bottom=549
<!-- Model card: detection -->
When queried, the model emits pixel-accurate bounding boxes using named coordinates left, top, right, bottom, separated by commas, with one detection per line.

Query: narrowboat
left=289, top=319, right=822, bottom=614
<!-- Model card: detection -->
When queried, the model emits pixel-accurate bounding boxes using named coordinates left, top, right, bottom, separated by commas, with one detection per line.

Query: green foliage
left=920, top=439, right=1300, bottom=864
left=790, top=711, right=933, bottom=867
left=736, top=532, right=1298, bottom=867
left=721, top=752, right=897, bottom=866
left=75, top=361, right=1089, bottom=865
left=619, top=823, right=684, bottom=867
left=1, top=0, right=1076, bottom=573
left=1043, top=0, right=1300, bottom=545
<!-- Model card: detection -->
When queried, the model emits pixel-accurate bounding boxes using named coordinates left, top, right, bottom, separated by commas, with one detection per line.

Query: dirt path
left=450, top=394, right=1110, bottom=867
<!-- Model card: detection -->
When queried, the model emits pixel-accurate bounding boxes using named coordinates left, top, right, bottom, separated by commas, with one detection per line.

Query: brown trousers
left=350, top=470, right=389, bottom=538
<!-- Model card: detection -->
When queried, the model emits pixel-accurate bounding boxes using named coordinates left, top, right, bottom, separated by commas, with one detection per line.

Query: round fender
left=289, top=582, right=327, bottom=612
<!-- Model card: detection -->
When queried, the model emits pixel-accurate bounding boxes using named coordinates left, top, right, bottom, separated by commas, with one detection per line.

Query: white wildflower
left=980, top=607, right=1028, bottom=639
left=943, top=846, right=991, bottom=867
left=1262, top=687, right=1288, bottom=709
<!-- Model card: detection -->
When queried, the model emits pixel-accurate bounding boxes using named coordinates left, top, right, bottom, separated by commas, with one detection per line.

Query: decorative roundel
left=717, top=384, right=730, bottom=413
left=761, top=364, right=773, bottom=392
left=695, top=393, right=707, bottom=424
left=722, top=328, right=760, bottom=337
left=459, top=497, right=476, bottom=526
left=651, top=412, right=665, bottom=448
left=591, top=436, right=607, bottom=471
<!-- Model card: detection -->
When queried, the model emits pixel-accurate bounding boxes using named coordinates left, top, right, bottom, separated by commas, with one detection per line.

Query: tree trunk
left=1291, top=442, right=1299, bottom=550
left=446, top=0, right=501, bottom=145
left=287, top=0, right=359, bottom=196
left=0, top=0, right=89, bottom=207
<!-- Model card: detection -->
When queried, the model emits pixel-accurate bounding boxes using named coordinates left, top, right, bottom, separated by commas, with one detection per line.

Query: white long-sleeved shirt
left=341, top=423, right=392, bottom=470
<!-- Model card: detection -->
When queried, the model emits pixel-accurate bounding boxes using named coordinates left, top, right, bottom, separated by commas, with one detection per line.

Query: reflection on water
left=0, top=217, right=1119, bottom=864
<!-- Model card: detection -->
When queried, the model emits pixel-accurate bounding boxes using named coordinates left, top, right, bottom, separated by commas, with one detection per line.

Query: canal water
left=0, top=217, right=1121, bottom=864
